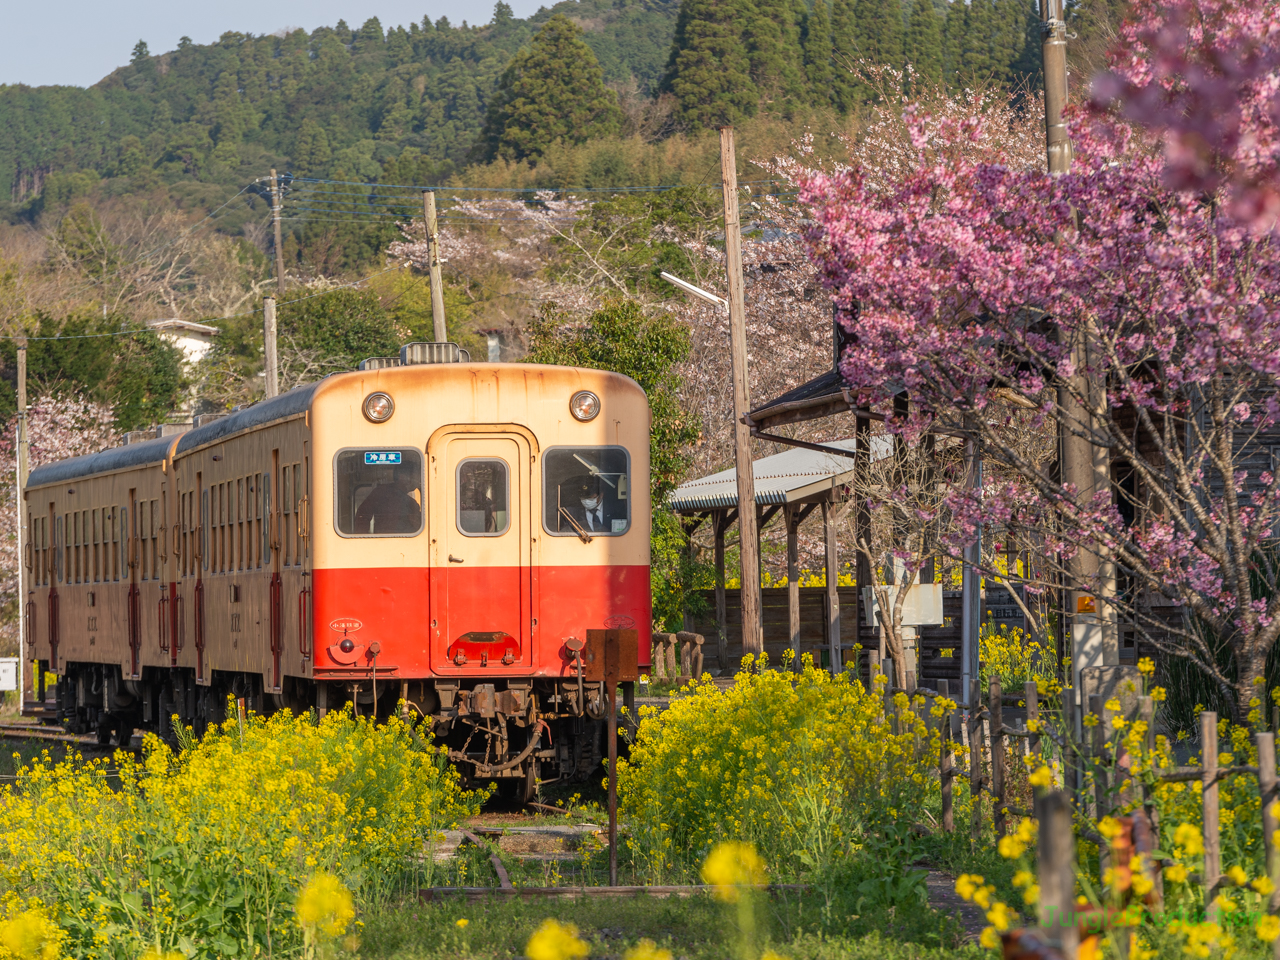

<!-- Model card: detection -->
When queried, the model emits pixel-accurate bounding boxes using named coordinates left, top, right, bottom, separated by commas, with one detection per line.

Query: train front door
left=433, top=432, right=531, bottom=671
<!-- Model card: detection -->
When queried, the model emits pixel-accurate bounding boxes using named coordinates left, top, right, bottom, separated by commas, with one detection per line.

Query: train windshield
left=334, top=448, right=424, bottom=537
left=543, top=446, right=630, bottom=537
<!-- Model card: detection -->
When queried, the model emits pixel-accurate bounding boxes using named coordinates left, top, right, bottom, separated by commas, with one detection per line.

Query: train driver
left=355, top=462, right=422, bottom=534
left=563, top=474, right=619, bottom=534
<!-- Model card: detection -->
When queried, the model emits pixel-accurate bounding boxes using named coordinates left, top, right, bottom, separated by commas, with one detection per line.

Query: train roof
left=27, top=434, right=177, bottom=489
left=175, top=381, right=321, bottom=455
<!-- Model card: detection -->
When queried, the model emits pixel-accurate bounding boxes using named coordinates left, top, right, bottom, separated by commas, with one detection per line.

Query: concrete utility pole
left=16, top=339, right=27, bottom=706
left=422, top=191, right=448, bottom=342
left=270, top=169, right=286, bottom=297
left=1041, top=0, right=1116, bottom=707
left=263, top=297, right=279, bottom=399
left=718, top=127, right=762, bottom=659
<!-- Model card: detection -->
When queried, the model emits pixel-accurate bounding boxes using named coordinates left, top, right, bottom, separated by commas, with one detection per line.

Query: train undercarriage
left=43, top=661, right=631, bottom=802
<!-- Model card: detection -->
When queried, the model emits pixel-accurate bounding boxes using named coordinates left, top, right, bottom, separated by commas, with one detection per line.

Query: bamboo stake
left=1203, top=711, right=1222, bottom=921
left=970, top=677, right=984, bottom=842
left=1258, top=732, right=1279, bottom=957
left=991, top=678, right=1006, bottom=836
left=940, top=679, right=954, bottom=833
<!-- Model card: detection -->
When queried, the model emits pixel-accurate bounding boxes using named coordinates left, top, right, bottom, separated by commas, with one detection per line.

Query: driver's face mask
left=581, top=497, right=600, bottom=510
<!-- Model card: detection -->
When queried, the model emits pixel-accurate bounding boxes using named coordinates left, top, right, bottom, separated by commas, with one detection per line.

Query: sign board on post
left=862, top=583, right=944, bottom=628
left=982, top=584, right=1027, bottom=634
left=0, top=658, right=18, bottom=692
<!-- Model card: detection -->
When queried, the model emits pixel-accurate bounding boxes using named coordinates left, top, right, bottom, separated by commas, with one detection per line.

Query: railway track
left=0, top=722, right=103, bottom=747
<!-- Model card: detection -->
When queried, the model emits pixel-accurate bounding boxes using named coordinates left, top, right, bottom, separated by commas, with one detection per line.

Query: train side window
left=282, top=465, right=292, bottom=566
left=202, top=489, right=209, bottom=572
left=542, top=446, right=631, bottom=537
left=150, top=499, right=160, bottom=581
left=333, top=449, right=423, bottom=537
left=57, top=514, right=64, bottom=583
left=261, top=473, right=270, bottom=566
left=456, top=459, right=510, bottom=536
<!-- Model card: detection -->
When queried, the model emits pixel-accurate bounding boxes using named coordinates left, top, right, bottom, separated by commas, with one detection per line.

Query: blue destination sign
left=365, top=451, right=402, bottom=465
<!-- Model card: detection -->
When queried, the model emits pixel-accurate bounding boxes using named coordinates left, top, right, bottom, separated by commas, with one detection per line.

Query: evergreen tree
left=662, top=0, right=757, bottom=129
left=853, top=0, right=905, bottom=73
left=959, top=0, right=996, bottom=81
left=988, top=0, right=1027, bottom=85
left=803, top=0, right=835, bottom=103
left=942, top=0, right=962, bottom=87
left=477, top=14, right=623, bottom=162
left=904, top=0, right=943, bottom=87
left=745, top=0, right=807, bottom=103
left=830, top=0, right=859, bottom=111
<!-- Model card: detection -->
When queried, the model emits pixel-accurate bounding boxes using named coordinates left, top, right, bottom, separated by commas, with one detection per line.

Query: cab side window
left=334, top=449, right=424, bottom=537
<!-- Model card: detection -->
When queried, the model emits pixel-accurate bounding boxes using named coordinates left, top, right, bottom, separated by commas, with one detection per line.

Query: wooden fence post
left=1258, top=731, right=1280, bottom=956
left=1203, top=710, right=1221, bottom=922
left=1037, top=789, right=1079, bottom=957
left=991, top=678, right=1006, bottom=836
left=939, top=679, right=954, bottom=833
left=1025, top=681, right=1041, bottom=760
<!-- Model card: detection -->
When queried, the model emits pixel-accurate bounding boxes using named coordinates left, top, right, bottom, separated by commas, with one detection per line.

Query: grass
left=358, top=889, right=988, bottom=959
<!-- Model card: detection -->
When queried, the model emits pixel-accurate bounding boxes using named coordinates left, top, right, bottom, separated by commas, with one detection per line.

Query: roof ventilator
left=357, top=341, right=471, bottom=370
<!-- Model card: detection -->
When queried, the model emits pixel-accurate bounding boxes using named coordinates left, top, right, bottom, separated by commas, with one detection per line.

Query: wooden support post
left=940, top=678, right=954, bottom=833
left=1258, top=733, right=1280, bottom=953
left=822, top=498, right=840, bottom=674
left=1203, top=710, right=1222, bottom=921
left=854, top=415, right=875, bottom=659
left=868, top=649, right=880, bottom=688
left=714, top=511, right=729, bottom=671
left=787, top=505, right=800, bottom=669
left=1025, top=680, right=1041, bottom=759
left=1037, top=790, right=1079, bottom=956
left=991, top=678, right=1005, bottom=837
left=970, top=676, right=983, bottom=842
left=718, top=127, right=762, bottom=658
left=607, top=679, right=618, bottom=886
left=422, top=191, right=447, bottom=342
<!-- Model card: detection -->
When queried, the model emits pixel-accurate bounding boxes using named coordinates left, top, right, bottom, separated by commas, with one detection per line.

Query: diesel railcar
left=23, top=355, right=650, bottom=796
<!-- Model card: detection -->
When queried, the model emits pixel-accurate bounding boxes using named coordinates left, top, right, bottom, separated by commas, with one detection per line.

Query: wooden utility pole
left=270, top=169, right=286, bottom=297
left=422, top=191, right=447, bottom=342
left=263, top=297, right=279, bottom=399
left=718, top=127, right=762, bottom=659
left=16, top=339, right=27, bottom=705
left=1041, top=0, right=1115, bottom=707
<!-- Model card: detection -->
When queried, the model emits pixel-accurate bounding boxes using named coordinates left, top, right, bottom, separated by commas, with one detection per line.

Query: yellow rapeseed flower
left=1258, top=915, right=1280, bottom=943
left=526, top=919, right=589, bottom=960
left=623, top=939, right=673, bottom=960
left=295, top=873, right=355, bottom=937
left=0, top=909, right=61, bottom=960
left=701, top=842, right=767, bottom=902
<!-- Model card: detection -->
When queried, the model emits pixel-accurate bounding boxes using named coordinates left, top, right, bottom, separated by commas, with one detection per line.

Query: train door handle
left=448, top=555, right=465, bottom=563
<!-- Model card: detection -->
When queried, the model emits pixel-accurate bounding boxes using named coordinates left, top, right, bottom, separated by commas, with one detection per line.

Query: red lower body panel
left=311, top=565, right=650, bottom=678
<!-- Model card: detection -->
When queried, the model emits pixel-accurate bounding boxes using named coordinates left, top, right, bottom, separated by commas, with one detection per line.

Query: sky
left=3, top=0, right=548, bottom=89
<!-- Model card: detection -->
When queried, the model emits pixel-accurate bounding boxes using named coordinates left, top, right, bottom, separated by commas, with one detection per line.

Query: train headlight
left=363, top=392, right=395, bottom=423
left=569, top=390, right=600, bottom=422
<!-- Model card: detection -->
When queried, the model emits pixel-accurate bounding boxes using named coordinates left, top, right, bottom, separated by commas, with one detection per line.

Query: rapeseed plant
left=0, top=703, right=480, bottom=959
left=618, top=654, right=940, bottom=883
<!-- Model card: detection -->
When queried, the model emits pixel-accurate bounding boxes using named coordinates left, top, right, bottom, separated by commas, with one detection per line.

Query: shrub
left=0, top=706, right=481, bottom=959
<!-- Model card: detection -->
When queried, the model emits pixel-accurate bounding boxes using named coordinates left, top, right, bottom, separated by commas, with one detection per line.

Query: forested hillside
left=0, top=0, right=678, bottom=210
left=0, top=0, right=1077, bottom=216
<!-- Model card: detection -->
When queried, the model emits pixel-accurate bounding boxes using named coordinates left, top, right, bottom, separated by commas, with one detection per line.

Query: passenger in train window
left=353, top=462, right=422, bottom=534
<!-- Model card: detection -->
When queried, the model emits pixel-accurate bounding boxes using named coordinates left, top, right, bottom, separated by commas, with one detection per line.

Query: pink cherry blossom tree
left=799, top=0, right=1280, bottom=716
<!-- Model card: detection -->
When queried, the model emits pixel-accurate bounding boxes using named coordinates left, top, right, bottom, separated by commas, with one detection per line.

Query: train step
left=21, top=699, right=57, bottom=720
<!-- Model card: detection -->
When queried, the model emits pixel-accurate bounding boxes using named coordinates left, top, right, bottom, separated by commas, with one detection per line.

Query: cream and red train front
left=307, top=364, right=651, bottom=684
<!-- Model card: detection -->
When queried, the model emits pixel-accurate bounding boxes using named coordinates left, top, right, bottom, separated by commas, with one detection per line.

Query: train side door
left=433, top=432, right=531, bottom=670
